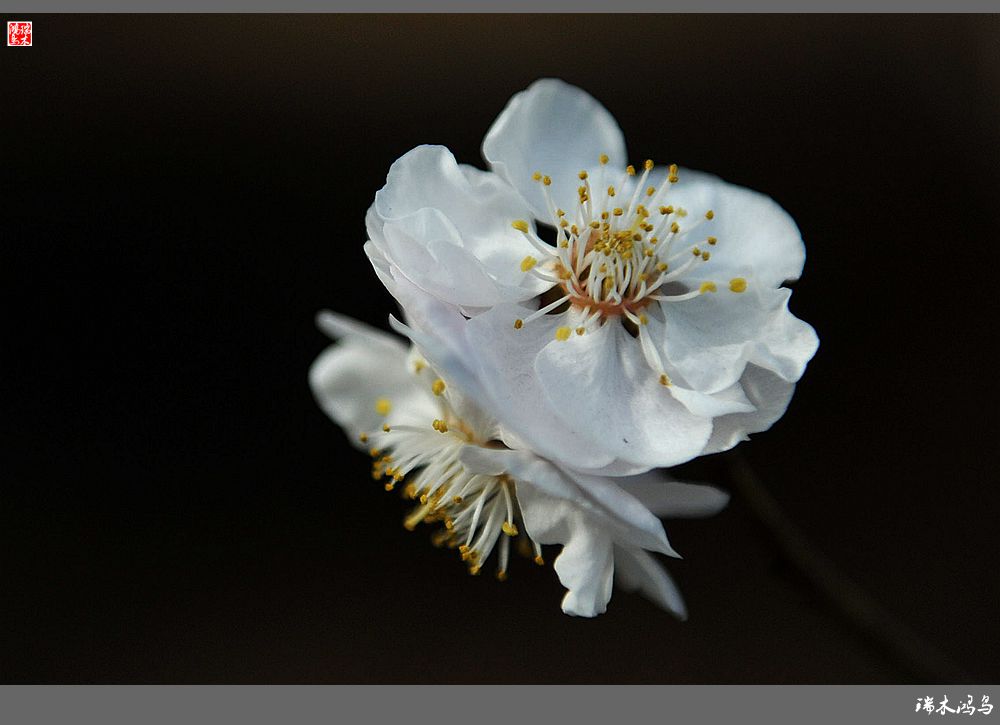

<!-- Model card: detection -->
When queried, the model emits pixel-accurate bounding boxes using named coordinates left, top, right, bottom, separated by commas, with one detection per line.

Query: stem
left=725, top=449, right=971, bottom=683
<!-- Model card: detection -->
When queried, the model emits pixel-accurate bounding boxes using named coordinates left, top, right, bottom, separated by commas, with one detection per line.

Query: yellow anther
left=384, top=482, right=395, bottom=492
left=555, top=326, right=572, bottom=342
left=512, top=219, right=529, bottom=233
left=607, top=186, right=616, bottom=197
left=639, top=314, right=649, bottom=325
left=702, top=251, right=711, bottom=261
left=599, top=153, right=609, bottom=165
left=707, top=236, right=717, bottom=245
left=419, top=493, right=429, bottom=504
left=578, top=170, right=588, bottom=180
left=626, top=165, right=636, bottom=176
left=660, top=205, right=674, bottom=215
left=532, top=171, right=542, bottom=181
left=705, top=210, right=715, bottom=220
left=575, top=327, right=585, bottom=336
left=452, top=495, right=463, bottom=504
left=382, top=423, right=391, bottom=432
left=432, top=419, right=449, bottom=433
left=589, top=220, right=601, bottom=229
left=659, top=373, right=672, bottom=387
left=557, top=208, right=565, bottom=216
left=613, top=208, right=624, bottom=216
left=375, top=398, right=391, bottom=415
left=542, top=175, right=552, bottom=186
left=369, top=447, right=381, bottom=457
left=646, top=186, right=656, bottom=196
left=534, top=555, right=545, bottom=566
left=444, top=518, right=454, bottom=531
left=520, top=255, right=537, bottom=272
left=668, top=175, right=680, bottom=184
left=669, top=163, right=678, bottom=175
left=513, top=319, right=523, bottom=330
left=644, top=159, right=654, bottom=171
left=469, top=565, right=481, bottom=576
left=413, top=359, right=426, bottom=372
left=729, top=277, right=748, bottom=293
left=496, top=570, right=508, bottom=582
left=656, top=262, right=669, bottom=272
left=692, top=247, right=701, bottom=256
left=359, top=433, right=368, bottom=443
left=699, top=281, right=718, bottom=294
left=559, top=219, right=569, bottom=228
left=431, top=378, right=446, bottom=396
left=502, top=521, right=519, bottom=536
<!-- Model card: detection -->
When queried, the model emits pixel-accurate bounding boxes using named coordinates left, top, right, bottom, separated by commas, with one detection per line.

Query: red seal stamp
left=7, top=21, right=32, bottom=47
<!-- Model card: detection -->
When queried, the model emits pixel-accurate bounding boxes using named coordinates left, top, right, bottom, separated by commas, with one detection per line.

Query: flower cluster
left=311, top=79, right=817, bottom=616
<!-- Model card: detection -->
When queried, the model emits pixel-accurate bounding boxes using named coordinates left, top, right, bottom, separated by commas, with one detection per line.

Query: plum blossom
left=365, top=78, right=818, bottom=475
left=310, top=311, right=729, bottom=617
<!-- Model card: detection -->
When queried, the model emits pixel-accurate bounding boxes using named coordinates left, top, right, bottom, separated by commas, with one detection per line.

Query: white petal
left=665, top=379, right=756, bottom=418
left=664, top=168, right=806, bottom=288
left=568, top=469, right=678, bottom=556
left=365, top=243, right=506, bottom=436
left=309, top=313, right=436, bottom=445
left=459, top=447, right=581, bottom=501
left=615, top=472, right=730, bottom=518
left=555, top=524, right=615, bottom=617
left=482, top=79, right=627, bottom=219
left=702, top=364, right=799, bottom=455
left=662, top=285, right=819, bottom=392
left=365, top=241, right=472, bottom=361
left=380, top=215, right=538, bottom=308
left=387, top=314, right=490, bottom=418
left=461, top=303, right=621, bottom=472
left=515, top=483, right=615, bottom=617
left=613, top=545, right=687, bottom=619
left=370, top=145, right=545, bottom=304
left=534, top=317, right=713, bottom=468
left=315, top=310, right=406, bottom=356
left=460, top=446, right=675, bottom=556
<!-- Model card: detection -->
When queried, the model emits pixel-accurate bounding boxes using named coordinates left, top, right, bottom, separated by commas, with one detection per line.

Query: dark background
left=3, top=15, right=998, bottom=683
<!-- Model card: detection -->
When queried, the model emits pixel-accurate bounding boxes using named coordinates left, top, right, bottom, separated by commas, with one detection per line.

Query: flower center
left=358, top=376, right=543, bottom=580
left=511, top=156, right=730, bottom=337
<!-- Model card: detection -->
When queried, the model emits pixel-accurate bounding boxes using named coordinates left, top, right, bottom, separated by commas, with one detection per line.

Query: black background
left=3, top=15, right=998, bottom=683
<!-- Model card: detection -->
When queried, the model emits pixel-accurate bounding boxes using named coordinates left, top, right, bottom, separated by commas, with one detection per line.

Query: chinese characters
left=917, top=696, right=993, bottom=716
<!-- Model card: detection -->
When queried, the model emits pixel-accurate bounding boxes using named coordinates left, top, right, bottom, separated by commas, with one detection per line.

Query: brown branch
left=725, top=449, right=971, bottom=683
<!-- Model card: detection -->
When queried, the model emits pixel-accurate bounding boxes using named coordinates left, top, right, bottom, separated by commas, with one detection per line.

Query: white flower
left=365, top=78, right=818, bottom=474
left=309, top=311, right=729, bottom=617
